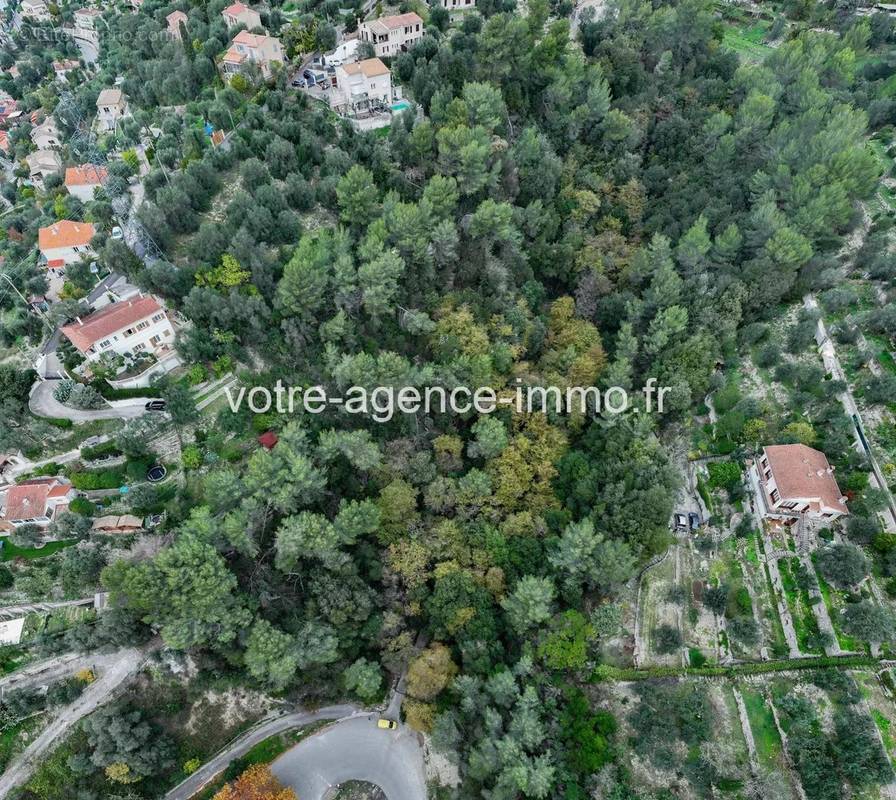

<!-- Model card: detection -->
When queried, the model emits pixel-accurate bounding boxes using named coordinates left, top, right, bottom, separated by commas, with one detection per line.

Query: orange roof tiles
left=38, top=221, right=96, bottom=251
left=61, top=295, right=163, bottom=353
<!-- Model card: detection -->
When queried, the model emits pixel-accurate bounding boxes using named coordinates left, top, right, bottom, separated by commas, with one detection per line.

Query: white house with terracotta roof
left=65, top=164, right=107, bottom=202
left=38, top=220, right=96, bottom=269
left=221, top=31, right=283, bottom=80
left=358, top=12, right=424, bottom=58
left=753, top=444, right=849, bottom=523
left=166, top=10, right=188, bottom=39
left=31, top=117, right=62, bottom=150
left=25, top=149, right=62, bottom=189
left=441, top=0, right=476, bottom=10
left=1, top=477, right=75, bottom=530
left=95, top=88, right=129, bottom=132
left=61, top=294, right=175, bottom=363
left=333, top=58, right=392, bottom=112
left=222, top=1, right=262, bottom=30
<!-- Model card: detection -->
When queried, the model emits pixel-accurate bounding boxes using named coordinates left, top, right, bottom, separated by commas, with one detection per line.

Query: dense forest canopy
left=1, top=0, right=893, bottom=796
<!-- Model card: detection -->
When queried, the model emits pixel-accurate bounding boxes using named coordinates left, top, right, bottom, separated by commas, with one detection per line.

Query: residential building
left=95, top=88, right=129, bottom=132
left=333, top=58, right=392, bottom=112
left=31, top=116, right=62, bottom=149
left=53, top=59, right=81, bottom=81
left=25, top=149, right=62, bottom=188
left=166, top=9, right=187, bottom=39
left=73, top=7, right=101, bottom=31
left=61, top=293, right=176, bottom=362
left=221, top=1, right=262, bottom=29
left=92, top=514, right=143, bottom=533
left=0, top=477, right=75, bottom=530
left=221, top=31, right=284, bottom=80
left=65, top=164, right=108, bottom=202
left=0, top=131, right=8, bottom=154
left=38, top=220, right=96, bottom=269
left=0, top=96, right=19, bottom=128
left=753, top=444, right=849, bottom=522
left=358, top=12, right=424, bottom=58
left=20, top=0, right=51, bottom=20
left=440, top=0, right=476, bottom=9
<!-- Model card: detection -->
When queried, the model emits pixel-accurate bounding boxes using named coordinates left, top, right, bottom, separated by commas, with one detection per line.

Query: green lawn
left=741, top=689, right=783, bottom=768
left=722, top=23, right=773, bottom=61
left=0, top=538, right=77, bottom=562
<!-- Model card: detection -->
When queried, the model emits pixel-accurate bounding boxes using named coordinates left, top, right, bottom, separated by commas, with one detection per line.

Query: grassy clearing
left=0, top=716, right=43, bottom=771
left=0, top=538, right=77, bottom=562
left=741, top=689, right=782, bottom=767
left=722, top=22, right=773, bottom=61
left=872, top=708, right=895, bottom=754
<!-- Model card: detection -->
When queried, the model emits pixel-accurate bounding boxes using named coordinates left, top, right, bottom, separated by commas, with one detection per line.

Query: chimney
left=75, top=316, right=82, bottom=325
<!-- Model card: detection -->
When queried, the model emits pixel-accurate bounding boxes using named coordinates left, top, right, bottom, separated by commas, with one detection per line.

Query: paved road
left=0, top=648, right=135, bottom=695
left=164, top=706, right=359, bottom=800
left=0, top=647, right=146, bottom=798
left=29, top=380, right=148, bottom=421
left=271, top=713, right=427, bottom=800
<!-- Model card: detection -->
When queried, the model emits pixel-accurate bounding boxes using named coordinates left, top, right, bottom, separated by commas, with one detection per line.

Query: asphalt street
left=271, top=713, right=427, bottom=800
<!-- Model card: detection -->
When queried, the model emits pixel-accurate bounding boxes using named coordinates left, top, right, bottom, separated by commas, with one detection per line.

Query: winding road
left=0, top=647, right=147, bottom=799
left=164, top=706, right=359, bottom=800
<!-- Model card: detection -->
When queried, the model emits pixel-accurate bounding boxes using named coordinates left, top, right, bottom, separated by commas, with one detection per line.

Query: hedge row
left=80, top=440, right=122, bottom=461
left=92, top=380, right=162, bottom=401
left=591, top=654, right=881, bottom=682
left=67, top=467, right=127, bottom=490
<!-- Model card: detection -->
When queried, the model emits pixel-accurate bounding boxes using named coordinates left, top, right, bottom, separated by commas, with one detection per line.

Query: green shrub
left=67, top=468, right=127, bottom=490
left=45, top=417, right=73, bottom=429
left=182, top=446, right=203, bottom=470
left=81, top=441, right=122, bottom=461
left=69, top=497, right=95, bottom=516
left=187, top=364, right=208, bottom=385
left=91, top=380, right=163, bottom=400
left=707, top=460, right=742, bottom=492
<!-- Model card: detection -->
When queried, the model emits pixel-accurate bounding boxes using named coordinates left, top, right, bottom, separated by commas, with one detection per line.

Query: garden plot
left=596, top=678, right=751, bottom=798
left=741, top=531, right=790, bottom=658
left=637, top=543, right=687, bottom=666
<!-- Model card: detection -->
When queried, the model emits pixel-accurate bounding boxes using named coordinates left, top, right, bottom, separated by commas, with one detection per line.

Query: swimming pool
left=391, top=100, right=411, bottom=113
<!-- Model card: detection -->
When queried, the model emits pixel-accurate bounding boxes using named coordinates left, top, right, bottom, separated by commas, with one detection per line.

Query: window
left=150, top=335, right=160, bottom=346
left=151, top=312, right=164, bottom=323
left=770, top=489, right=780, bottom=504
left=99, top=339, right=111, bottom=348
left=133, top=342, right=146, bottom=352
left=136, top=320, right=149, bottom=331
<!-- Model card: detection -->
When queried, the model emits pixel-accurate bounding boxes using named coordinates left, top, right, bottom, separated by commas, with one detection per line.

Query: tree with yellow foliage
left=213, top=764, right=297, bottom=800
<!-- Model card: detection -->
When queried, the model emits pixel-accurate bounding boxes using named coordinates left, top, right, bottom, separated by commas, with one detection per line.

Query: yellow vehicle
left=377, top=718, right=397, bottom=730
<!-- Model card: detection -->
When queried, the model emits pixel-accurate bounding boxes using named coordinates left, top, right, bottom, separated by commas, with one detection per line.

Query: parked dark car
left=689, top=512, right=701, bottom=530
left=145, top=399, right=166, bottom=411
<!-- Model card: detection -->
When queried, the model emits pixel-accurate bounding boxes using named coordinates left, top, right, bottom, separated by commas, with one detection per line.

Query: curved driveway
left=271, top=713, right=427, bottom=800
left=29, top=380, right=148, bottom=421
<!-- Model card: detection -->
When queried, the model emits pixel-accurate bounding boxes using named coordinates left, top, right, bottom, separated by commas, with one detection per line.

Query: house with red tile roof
left=221, top=30, right=284, bottom=80
left=65, top=164, right=107, bottom=202
left=358, top=12, right=424, bottom=57
left=754, top=444, right=849, bottom=522
left=38, top=220, right=96, bottom=269
left=61, top=294, right=175, bottom=363
left=1, top=477, right=75, bottom=530
left=222, top=1, right=261, bottom=30
left=166, top=9, right=188, bottom=38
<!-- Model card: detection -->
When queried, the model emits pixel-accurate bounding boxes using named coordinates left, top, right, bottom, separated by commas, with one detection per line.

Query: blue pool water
left=391, top=100, right=411, bottom=112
